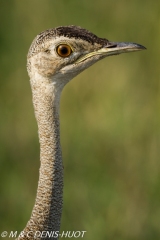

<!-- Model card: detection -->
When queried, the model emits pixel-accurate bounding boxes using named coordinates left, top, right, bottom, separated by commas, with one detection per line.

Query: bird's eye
left=56, top=44, right=72, bottom=58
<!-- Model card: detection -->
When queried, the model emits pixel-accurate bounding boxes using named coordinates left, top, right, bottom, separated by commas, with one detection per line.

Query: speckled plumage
left=17, top=26, right=145, bottom=240
left=28, top=25, right=110, bottom=58
left=17, top=75, right=63, bottom=240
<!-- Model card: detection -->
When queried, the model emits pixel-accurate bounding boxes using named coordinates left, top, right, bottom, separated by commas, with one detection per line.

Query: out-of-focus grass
left=0, top=1, right=160, bottom=239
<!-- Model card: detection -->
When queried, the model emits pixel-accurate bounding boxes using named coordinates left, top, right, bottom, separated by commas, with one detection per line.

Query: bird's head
left=27, top=25, right=145, bottom=89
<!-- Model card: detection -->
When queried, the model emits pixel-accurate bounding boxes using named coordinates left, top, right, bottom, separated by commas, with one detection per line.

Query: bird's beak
left=75, top=42, right=146, bottom=64
left=99, top=42, right=146, bottom=55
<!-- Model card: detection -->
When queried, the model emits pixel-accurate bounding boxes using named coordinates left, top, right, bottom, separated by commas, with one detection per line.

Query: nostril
left=107, top=44, right=117, bottom=48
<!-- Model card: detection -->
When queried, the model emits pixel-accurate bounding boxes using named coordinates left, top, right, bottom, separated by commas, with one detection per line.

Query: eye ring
left=56, top=44, right=72, bottom=58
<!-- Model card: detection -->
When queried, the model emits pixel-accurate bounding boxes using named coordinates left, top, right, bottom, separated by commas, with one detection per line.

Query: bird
left=17, top=25, right=145, bottom=240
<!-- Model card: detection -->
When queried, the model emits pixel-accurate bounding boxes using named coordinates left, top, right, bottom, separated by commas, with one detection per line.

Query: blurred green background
left=0, top=0, right=160, bottom=239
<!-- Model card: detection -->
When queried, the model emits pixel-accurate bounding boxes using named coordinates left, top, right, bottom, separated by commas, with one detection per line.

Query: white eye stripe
left=55, top=41, right=73, bottom=49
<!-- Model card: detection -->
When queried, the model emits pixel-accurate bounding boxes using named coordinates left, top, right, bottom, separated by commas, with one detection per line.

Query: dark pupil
left=60, top=46, right=68, bottom=55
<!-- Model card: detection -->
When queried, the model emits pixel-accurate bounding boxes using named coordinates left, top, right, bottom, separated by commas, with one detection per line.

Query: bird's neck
left=20, top=75, right=63, bottom=239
